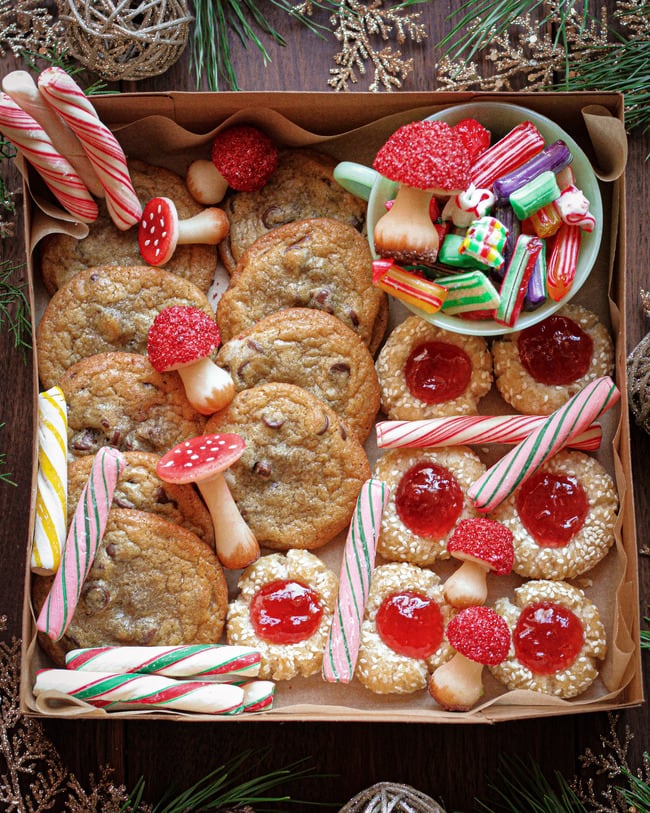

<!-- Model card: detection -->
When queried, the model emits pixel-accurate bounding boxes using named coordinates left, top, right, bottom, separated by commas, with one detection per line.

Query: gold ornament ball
left=56, top=0, right=193, bottom=82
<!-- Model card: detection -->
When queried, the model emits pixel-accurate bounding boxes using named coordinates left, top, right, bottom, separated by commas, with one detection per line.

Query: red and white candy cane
left=37, top=447, right=126, bottom=641
left=37, top=67, right=142, bottom=230
left=0, top=92, right=98, bottom=222
left=376, top=415, right=602, bottom=452
left=65, top=644, right=261, bottom=681
left=467, top=376, right=619, bottom=513
left=470, top=121, right=546, bottom=190
left=323, top=479, right=390, bottom=684
left=33, top=669, right=245, bottom=715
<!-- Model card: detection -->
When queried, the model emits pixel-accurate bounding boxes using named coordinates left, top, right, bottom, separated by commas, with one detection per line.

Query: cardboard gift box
left=19, top=90, right=642, bottom=722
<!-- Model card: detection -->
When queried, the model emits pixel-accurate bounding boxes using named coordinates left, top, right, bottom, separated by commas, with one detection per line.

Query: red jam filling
left=517, top=315, right=593, bottom=386
left=249, top=579, right=323, bottom=645
left=516, top=471, right=589, bottom=547
left=404, top=341, right=472, bottom=403
left=376, top=591, right=444, bottom=659
left=395, top=462, right=463, bottom=538
left=513, top=601, right=584, bottom=674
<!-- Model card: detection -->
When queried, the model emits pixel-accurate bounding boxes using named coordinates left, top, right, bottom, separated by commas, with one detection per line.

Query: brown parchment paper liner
left=22, top=96, right=640, bottom=722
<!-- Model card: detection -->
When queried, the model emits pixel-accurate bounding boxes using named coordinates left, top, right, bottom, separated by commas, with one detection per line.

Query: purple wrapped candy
left=493, top=140, right=572, bottom=203
left=524, top=240, right=548, bottom=311
left=491, top=203, right=520, bottom=280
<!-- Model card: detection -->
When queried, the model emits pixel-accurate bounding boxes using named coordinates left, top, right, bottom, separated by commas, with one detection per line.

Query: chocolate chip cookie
left=37, top=265, right=214, bottom=390
left=59, top=351, right=206, bottom=458
left=219, top=148, right=367, bottom=274
left=32, top=508, right=228, bottom=666
left=67, top=451, right=215, bottom=548
left=205, top=382, right=371, bottom=551
left=38, top=160, right=218, bottom=294
left=216, top=307, right=380, bottom=441
left=216, top=217, right=385, bottom=349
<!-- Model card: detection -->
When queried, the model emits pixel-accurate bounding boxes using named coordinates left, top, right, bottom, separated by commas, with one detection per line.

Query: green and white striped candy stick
left=467, top=376, right=619, bottom=513
left=33, top=669, right=245, bottom=715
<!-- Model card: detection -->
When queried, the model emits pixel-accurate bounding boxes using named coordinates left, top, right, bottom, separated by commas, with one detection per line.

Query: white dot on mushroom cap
left=140, top=218, right=146, bottom=228
left=149, top=225, right=155, bottom=235
left=144, top=239, right=151, bottom=247
left=148, top=212, right=154, bottom=221
left=162, top=231, right=167, bottom=238
left=190, top=454, right=199, bottom=460
left=183, top=462, right=194, bottom=468
left=153, top=239, right=159, bottom=247
left=156, top=204, right=162, bottom=214
left=228, top=443, right=239, bottom=450
left=159, top=218, right=165, bottom=227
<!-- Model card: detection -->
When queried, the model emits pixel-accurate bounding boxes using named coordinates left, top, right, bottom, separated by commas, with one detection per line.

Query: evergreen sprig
left=126, top=749, right=331, bottom=812
left=475, top=755, right=589, bottom=813
left=190, top=0, right=325, bottom=91
left=0, top=259, right=31, bottom=362
left=0, top=424, right=16, bottom=487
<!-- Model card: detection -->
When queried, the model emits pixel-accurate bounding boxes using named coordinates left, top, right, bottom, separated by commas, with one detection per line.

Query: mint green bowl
left=334, top=102, right=603, bottom=337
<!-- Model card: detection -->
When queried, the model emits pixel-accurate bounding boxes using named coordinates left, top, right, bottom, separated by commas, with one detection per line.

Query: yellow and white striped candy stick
left=32, top=386, right=68, bottom=575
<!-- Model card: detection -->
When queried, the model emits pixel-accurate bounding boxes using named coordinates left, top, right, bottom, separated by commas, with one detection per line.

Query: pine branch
left=0, top=259, right=31, bottom=362
left=190, top=0, right=323, bottom=91
left=476, top=754, right=589, bottom=812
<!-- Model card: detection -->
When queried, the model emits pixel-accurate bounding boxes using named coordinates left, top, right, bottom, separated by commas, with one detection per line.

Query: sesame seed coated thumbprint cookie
left=491, top=304, right=614, bottom=415
left=375, top=316, right=493, bottom=420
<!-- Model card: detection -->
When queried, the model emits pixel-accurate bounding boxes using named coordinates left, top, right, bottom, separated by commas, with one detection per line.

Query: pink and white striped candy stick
left=33, top=669, right=245, bottom=715
left=65, top=645, right=261, bottom=680
left=470, top=121, right=546, bottom=190
left=467, top=376, right=619, bottom=513
left=0, top=92, right=98, bottom=222
left=376, top=415, right=602, bottom=452
left=322, top=479, right=390, bottom=683
left=37, top=67, right=142, bottom=230
left=37, top=447, right=126, bottom=641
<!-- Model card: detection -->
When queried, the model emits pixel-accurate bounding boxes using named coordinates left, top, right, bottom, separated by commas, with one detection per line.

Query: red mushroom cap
left=447, top=606, right=511, bottom=666
left=138, top=197, right=180, bottom=266
left=211, top=125, right=279, bottom=192
left=156, top=433, right=246, bottom=485
left=452, top=118, right=491, bottom=163
left=373, top=120, right=471, bottom=192
left=147, top=305, right=221, bottom=373
left=447, top=518, right=514, bottom=575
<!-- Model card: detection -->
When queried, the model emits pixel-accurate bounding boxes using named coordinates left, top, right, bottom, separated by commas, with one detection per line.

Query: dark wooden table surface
left=0, top=2, right=648, bottom=810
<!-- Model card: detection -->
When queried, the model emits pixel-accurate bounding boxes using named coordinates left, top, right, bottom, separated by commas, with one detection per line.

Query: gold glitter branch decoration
left=296, top=0, right=428, bottom=91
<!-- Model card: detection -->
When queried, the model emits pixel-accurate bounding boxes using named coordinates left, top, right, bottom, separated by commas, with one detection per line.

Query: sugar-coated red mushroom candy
left=147, top=305, right=235, bottom=416
left=157, top=433, right=259, bottom=570
left=186, top=125, right=279, bottom=204
left=443, top=518, right=514, bottom=608
left=372, top=120, right=471, bottom=268
left=489, top=580, right=607, bottom=698
left=428, top=605, right=511, bottom=711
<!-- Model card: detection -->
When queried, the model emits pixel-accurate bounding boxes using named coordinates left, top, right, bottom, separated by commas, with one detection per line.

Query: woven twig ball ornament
left=627, top=289, right=650, bottom=434
left=339, top=782, right=447, bottom=812
left=56, top=0, right=193, bottom=81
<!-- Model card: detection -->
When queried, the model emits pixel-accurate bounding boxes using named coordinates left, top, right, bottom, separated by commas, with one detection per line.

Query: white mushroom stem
left=373, top=185, right=439, bottom=257
left=177, top=207, right=230, bottom=245
left=428, top=652, right=485, bottom=712
left=443, top=558, right=490, bottom=609
left=186, top=160, right=229, bottom=205
left=197, top=472, right=260, bottom=570
left=177, top=358, right=236, bottom=415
